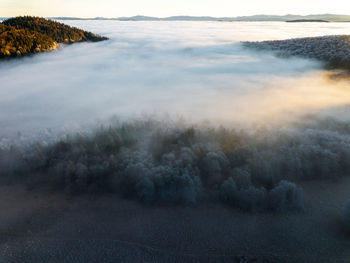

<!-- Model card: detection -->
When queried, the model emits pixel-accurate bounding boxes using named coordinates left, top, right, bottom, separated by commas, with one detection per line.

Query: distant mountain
left=51, top=17, right=85, bottom=20
left=117, top=16, right=160, bottom=21
left=231, top=14, right=350, bottom=21
left=50, top=14, right=350, bottom=22
left=51, top=16, right=225, bottom=21
left=232, top=15, right=294, bottom=21
left=286, top=19, right=329, bottom=23
left=298, top=14, right=350, bottom=21
left=163, top=16, right=218, bottom=21
left=117, top=16, right=219, bottom=21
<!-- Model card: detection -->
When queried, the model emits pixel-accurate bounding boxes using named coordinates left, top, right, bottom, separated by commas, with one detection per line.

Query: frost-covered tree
left=230, top=168, right=251, bottom=190
left=199, top=151, right=229, bottom=185
left=235, top=186, right=267, bottom=212
left=219, top=177, right=237, bottom=204
left=243, top=36, right=350, bottom=70
left=268, top=181, right=304, bottom=212
left=219, top=177, right=267, bottom=212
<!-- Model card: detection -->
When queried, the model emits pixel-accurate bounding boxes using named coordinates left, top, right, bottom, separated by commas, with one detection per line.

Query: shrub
left=152, top=166, right=201, bottom=205
left=119, top=162, right=201, bottom=205
left=220, top=178, right=303, bottom=213
left=219, top=177, right=237, bottom=204
left=230, top=168, right=251, bottom=190
left=199, top=151, right=229, bottom=186
left=268, top=181, right=304, bottom=212
left=236, top=186, right=267, bottom=212
left=219, top=177, right=267, bottom=212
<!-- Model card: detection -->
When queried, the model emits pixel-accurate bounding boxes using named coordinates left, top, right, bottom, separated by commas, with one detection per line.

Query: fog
left=2, top=21, right=350, bottom=143
left=1, top=21, right=350, bottom=262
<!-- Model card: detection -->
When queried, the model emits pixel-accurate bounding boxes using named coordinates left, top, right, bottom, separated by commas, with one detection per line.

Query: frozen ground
left=0, top=177, right=349, bottom=263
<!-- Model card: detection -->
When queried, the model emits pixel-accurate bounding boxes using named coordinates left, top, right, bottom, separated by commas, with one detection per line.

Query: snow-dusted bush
left=120, top=162, right=152, bottom=199
left=219, top=177, right=238, bottom=204
left=268, top=181, right=304, bottom=212
left=178, top=147, right=197, bottom=166
left=51, top=161, right=91, bottom=193
left=219, top=177, right=267, bottom=212
left=230, top=168, right=251, bottom=190
left=152, top=166, right=201, bottom=205
left=149, top=127, right=196, bottom=161
left=135, top=176, right=156, bottom=203
left=199, top=151, right=229, bottom=185
left=119, top=162, right=201, bottom=205
left=235, top=186, right=267, bottom=212
left=219, top=178, right=302, bottom=213
left=341, top=199, right=350, bottom=231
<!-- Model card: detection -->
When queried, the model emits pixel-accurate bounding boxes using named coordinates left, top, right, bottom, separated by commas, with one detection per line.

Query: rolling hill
left=0, top=16, right=108, bottom=58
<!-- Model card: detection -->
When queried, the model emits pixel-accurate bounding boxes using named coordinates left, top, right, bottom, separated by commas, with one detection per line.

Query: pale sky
left=0, top=0, right=349, bottom=18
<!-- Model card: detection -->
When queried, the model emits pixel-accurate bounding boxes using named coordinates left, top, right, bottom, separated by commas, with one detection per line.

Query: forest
left=244, top=35, right=350, bottom=69
left=0, top=16, right=108, bottom=58
left=3, top=116, right=350, bottom=218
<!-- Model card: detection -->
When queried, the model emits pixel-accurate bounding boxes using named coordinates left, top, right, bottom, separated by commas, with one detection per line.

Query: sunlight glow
left=1, top=0, right=350, bottom=18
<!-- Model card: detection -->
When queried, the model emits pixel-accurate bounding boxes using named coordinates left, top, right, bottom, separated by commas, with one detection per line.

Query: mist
left=1, top=21, right=350, bottom=262
left=2, top=21, right=350, bottom=142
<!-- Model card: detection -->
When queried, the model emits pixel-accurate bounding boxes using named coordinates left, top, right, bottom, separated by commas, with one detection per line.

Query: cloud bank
left=1, top=21, right=350, bottom=217
left=1, top=21, right=350, bottom=142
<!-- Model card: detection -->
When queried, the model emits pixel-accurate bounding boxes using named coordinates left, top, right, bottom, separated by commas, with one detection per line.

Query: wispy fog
left=1, top=21, right=350, bottom=140
left=1, top=22, right=350, bottom=262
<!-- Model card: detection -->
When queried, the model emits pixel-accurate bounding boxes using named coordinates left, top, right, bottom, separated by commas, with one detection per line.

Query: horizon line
left=1, top=13, right=350, bottom=19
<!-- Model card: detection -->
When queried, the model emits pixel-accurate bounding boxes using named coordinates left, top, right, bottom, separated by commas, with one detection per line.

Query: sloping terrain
left=0, top=23, right=58, bottom=57
left=243, top=35, right=350, bottom=69
left=0, top=16, right=108, bottom=58
left=3, top=16, right=108, bottom=43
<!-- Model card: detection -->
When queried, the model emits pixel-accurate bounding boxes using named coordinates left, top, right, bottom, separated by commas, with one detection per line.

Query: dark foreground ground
left=0, top=178, right=349, bottom=263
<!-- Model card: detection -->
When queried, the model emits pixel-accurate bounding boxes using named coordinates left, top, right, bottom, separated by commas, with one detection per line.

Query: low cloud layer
left=1, top=21, right=350, bottom=141
left=1, top=22, right=350, bottom=262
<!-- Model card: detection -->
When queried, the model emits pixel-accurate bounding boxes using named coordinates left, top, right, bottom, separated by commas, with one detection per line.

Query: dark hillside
left=243, top=35, right=350, bottom=69
left=0, top=23, right=57, bottom=57
left=3, top=16, right=108, bottom=43
left=286, top=19, right=329, bottom=22
left=0, top=16, right=108, bottom=58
